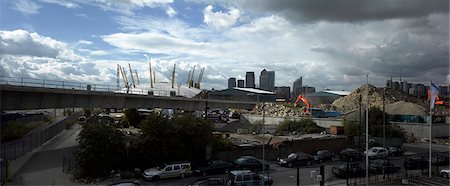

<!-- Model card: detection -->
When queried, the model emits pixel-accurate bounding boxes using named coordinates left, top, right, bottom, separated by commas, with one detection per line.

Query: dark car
left=404, top=155, right=428, bottom=170
left=233, top=156, right=270, bottom=172
left=189, top=177, right=225, bottom=186
left=430, top=152, right=449, bottom=166
left=314, top=150, right=335, bottom=162
left=340, top=148, right=362, bottom=161
left=388, top=146, right=404, bottom=157
left=369, top=160, right=401, bottom=174
left=193, top=160, right=234, bottom=176
left=332, top=162, right=365, bottom=178
left=277, top=152, right=314, bottom=168
left=108, top=181, right=141, bottom=186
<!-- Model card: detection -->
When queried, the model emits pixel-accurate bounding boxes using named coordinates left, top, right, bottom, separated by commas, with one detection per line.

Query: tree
left=136, top=114, right=220, bottom=167
left=249, top=120, right=264, bottom=134
left=275, top=118, right=324, bottom=135
left=74, top=124, right=125, bottom=178
left=342, top=119, right=359, bottom=137
left=124, top=108, right=143, bottom=127
left=368, top=107, right=406, bottom=140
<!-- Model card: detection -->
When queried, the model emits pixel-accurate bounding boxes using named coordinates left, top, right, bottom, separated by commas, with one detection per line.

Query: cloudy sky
left=1, top=0, right=448, bottom=91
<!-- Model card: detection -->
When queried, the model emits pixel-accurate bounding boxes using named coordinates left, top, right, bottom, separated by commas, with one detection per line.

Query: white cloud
left=40, top=0, right=79, bottom=8
left=11, top=0, right=41, bottom=15
left=0, top=29, right=81, bottom=61
left=203, top=5, right=240, bottom=28
left=166, top=6, right=177, bottom=17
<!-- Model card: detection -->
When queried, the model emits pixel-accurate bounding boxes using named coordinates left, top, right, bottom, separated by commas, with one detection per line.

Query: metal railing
left=0, top=112, right=82, bottom=161
left=0, top=76, right=199, bottom=98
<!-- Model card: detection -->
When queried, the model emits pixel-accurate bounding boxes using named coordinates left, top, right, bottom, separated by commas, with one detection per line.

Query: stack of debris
left=332, top=84, right=425, bottom=113
left=250, top=102, right=306, bottom=117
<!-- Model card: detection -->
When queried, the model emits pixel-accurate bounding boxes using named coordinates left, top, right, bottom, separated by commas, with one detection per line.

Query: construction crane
left=116, top=64, right=120, bottom=90
left=171, top=63, right=176, bottom=88
left=194, top=67, right=205, bottom=89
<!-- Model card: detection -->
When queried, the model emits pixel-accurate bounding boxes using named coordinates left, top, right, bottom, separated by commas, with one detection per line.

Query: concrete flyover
left=0, top=85, right=257, bottom=111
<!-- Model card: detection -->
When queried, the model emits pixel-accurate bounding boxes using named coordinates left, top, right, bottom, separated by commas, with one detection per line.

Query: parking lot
left=101, top=152, right=449, bottom=186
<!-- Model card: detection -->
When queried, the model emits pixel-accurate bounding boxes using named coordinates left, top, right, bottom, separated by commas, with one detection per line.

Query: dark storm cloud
left=239, top=0, right=448, bottom=23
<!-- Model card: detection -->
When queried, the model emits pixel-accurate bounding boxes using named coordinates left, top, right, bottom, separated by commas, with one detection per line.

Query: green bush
left=275, top=118, right=324, bottom=135
left=74, top=124, right=125, bottom=178
left=1, top=121, right=40, bottom=143
left=249, top=120, right=264, bottom=134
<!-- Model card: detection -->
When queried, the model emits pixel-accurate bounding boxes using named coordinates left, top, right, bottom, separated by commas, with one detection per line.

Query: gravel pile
left=250, top=102, right=307, bottom=117
left=332, top=84, right=425, bottom=113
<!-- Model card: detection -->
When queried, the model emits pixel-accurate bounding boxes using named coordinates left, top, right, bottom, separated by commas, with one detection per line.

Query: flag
left=429, top=82, right=439, bottom=109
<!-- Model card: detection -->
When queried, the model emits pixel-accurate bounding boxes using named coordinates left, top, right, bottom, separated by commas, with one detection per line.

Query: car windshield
left=370, top=148, right=378, bottom=153
left=235, top=157, right=247, bottom=163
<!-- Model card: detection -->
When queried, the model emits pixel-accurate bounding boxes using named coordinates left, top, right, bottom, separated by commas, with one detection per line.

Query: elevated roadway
left=0, top=84, right=257, bottom=111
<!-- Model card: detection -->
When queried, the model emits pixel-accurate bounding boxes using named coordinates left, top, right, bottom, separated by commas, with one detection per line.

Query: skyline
left=0, top=0, right=449, bottom=91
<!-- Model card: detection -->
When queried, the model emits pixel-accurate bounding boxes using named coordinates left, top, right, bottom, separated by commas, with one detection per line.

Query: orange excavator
left=427, top=90, right=446, bottom=105
left=294, top=94, right=310, bottom=113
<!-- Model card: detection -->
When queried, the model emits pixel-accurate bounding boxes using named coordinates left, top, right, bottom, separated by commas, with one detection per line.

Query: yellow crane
left=194, top=67, right=205, bottom=89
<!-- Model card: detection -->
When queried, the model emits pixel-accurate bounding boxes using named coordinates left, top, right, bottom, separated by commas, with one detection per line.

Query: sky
left=0, top=0, right=449, bottom=91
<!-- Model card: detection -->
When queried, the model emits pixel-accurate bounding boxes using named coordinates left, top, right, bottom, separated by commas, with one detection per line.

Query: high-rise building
left=259, top=69, right=275, bottom=91
left=386, top=80, right=392, bottom=89
left=228, top=78, right=236, bottom=89
left=401, top=81, right=408, bottom=92
left=245, top=72, right=255, bottom=88
left=237, top=80, right=244, bottom=88
left=291, top=77, right=303, bottom=98
left=275, top=86, right=291, bottom=101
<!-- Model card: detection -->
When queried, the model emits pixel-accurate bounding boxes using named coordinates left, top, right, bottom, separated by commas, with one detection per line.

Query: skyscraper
left=292, top=77, right=303, bottom=98
left=245, top=72, right=255, bottom=88
left=228, top=78, right=236, bottom=89
left=237, top=80, right=244, bottom=88
left=259, top=69, right=275, bottom=91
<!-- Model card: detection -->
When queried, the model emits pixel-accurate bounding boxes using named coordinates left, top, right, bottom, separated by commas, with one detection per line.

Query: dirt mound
left=332, top=84, right=425, bottom=113
left=385, top=101, right=427, bottom=115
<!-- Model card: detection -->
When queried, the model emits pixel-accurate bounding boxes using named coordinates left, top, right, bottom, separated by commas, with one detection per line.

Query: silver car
left=142, top=162, right=191, bottom=181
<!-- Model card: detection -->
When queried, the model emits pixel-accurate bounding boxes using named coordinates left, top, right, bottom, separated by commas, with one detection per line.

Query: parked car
left=193, top=160, right=234, bottom=176
left=331, top=162, right=365, bottom=178
left=277, top=152, right=314, bottom=168
left=440, top=169, right=449, bottom=179
left=368, top=160, right=401, bottom=174
left=388, top=146, right=404, bottom=157
left=226, top=170, right=273, bottom=185
left=404, top=155, right=428, bottom=170
left=431, top=153, right=449, bottom=166
left=233, top=156, right=269, bottom=172
left=313, top=150, right=335, bottom=162
left=142, top=161, right=192, bottom=181
left=108, top=181, right=141, bottom=186
left=339, top=148, right=362, bottom=161
left=365, top=147, right=388, bottom=159
left=189, top=177, right=226, bottom=186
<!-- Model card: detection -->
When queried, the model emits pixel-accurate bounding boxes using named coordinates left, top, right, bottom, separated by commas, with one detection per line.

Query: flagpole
left=428, top=81, right=432, bottom=178
left=365, top=74, right=369, bottom=185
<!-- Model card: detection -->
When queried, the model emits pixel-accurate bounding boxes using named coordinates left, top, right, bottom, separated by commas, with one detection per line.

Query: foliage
left=275, top=118, right=324, bottom=135
left=368, top=107, right=406, bottom=140
left=249, top=120, right=264, bottom=134
left=74, top=123, right=125, bottom=178
left=342, top=119, right=359, bottom=137
left=83, top=108, right=92, bottom=117
left=1, top=121, right=40, bottom=143
left=124, top=108, right=144, bottom=127
left=136, top=114, right=219, bottom=167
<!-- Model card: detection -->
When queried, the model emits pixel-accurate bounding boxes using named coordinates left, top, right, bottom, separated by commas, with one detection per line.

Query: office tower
left=245, top=72, right=255, bottom=88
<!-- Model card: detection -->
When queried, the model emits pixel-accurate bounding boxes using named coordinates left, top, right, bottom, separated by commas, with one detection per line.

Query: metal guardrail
left=0, top=112, right=82, bottom=161
left=0, top=76, right=199, bottom=98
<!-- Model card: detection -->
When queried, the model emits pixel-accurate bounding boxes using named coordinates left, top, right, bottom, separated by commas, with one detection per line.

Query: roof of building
left=233, top=87, right=276, bottom=94
left=323, top=90, right=351, bottom=96
left=114, top=82, right=201, bottom=98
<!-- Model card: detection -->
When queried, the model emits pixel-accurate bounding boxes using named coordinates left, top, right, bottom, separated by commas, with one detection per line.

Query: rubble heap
left=332, top=84, right=425, bottom=113
left=250, top=102, right=307, bottom=117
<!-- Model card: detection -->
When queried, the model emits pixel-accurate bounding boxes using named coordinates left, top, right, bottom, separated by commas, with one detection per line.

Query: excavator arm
left=294, top=94, right=310, bottom=113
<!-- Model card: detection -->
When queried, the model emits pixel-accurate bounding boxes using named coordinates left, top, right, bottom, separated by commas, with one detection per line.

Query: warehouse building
left=208, top=87, right=276, bottom=102
left=305, top=90, right=351, bottom=106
